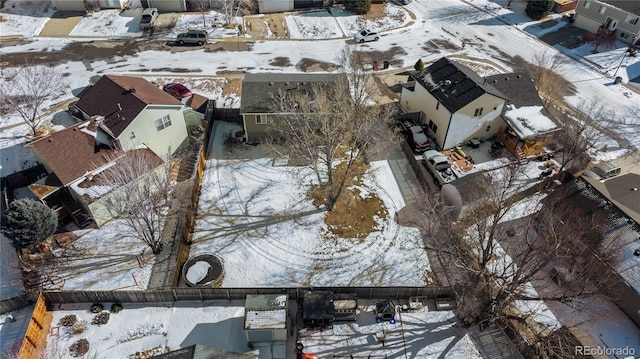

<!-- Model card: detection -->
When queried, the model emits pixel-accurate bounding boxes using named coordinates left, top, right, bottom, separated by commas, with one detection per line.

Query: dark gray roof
left=411, top=57, right=508, bottom=113
left=151, top=344, right=255, bottom=359
left=240, top=73, right=343, bottom=113
left=303, top=291, right=334, bottom=321
left=598, top=0, right=640, bottom=16
left=605, top=173, right=640, bottom=217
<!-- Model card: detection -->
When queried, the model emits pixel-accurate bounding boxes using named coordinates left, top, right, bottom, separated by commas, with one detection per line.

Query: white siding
left=118, top=106, right=188, bottom=158
left=259, top=0, right=293, bottom=13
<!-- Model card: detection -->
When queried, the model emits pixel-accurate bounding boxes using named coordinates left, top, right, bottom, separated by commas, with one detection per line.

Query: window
left=599, top=5, right=606, bottom=14
left=428, top=120, right=438, bottom=133
left=256, top=114, right=271, bottom=124
left=129, top=131, right=136, bottom=139
left=436, top=102, right=440, bottom=110
left=583, top=1, right=590, bottom=9
left=627, top=16, right=639, bottom=25
left=486, top=125, right=491, bottom=132
left=155, top=115, right=172, bottom=131
left=474, top=107, right=484, bottom=117
left=620, top=32, right=629, bottom=39
left=493, top=105, right=498, bottom=111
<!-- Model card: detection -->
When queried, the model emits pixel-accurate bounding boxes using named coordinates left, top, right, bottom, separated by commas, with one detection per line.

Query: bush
left=345, top=0, right=371, bottom=15
left=92, top=312, right=110, bottom=326
left=525, top=0, right=553, bottom=20
left=90, top=303, right=104, bottom=313
left=69, top=339, right=89, bottom=357
left=414, top=59, right=424, bottom=72
left=60, top=314, right=77, bottom=327
left=70, top=321, right=87, bottom=335
left=110, top=303, right=123, bottom=313
left=1, top=198, right=57, bottom=250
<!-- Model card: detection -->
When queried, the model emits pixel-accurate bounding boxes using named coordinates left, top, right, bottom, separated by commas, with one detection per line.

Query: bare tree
left=551, top=99, right=609, bottom=176
left=0, top=60, right=67, bottom=136
left=265, top=74, right=396, bottom=211
left=220, top=0, right=246, bottom=26
left=526, top=51, right=569, bottom=108
left=188, top=0, right=211, bottom=27
left=96, top=149, right=175, bottom=254
left=584, top=28, right=616, bottom=53
left=417, top=164, right=616, bottom=357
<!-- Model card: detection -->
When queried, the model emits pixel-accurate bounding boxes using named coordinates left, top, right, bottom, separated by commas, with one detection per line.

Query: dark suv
left=176, top=30, right=208, bottom=45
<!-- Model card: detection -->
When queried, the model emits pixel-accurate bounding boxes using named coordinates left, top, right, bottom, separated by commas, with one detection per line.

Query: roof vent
left=128, top=87, right=136, bottom=93
left=505, top=77, right=509, bottom=81
left=269, top=82, right=274, bottom=86
left=285, top=82, right=289, bottom=85
left=516, top=74, right=522, bottom=78
left=444, top=79, right=452, bottom=86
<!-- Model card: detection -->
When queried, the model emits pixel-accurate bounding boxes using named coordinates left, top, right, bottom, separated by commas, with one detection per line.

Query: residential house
left=258, top=0, right=328, bottom=13
left=573, top=0, right=640, bottom=45
left=487, top=73, right=561, bottom=159
left=50, top=0, right=128, bottom=11
left=151, top=344, right=256, bottom=359
left=240, top=73, right=342, bottom=143
left=28, top=120, right=163, bottom=228
left=400, top=57, right=509, bottom=150
left=553, top=0, right=578, bottom=14
left=73, top=74, right=189, bottom=158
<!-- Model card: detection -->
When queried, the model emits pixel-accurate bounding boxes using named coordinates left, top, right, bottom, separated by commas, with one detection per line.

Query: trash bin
left=383, top=60, right=390, bottom=69
left=614, top=76, right=622, bottom=84
left=373, top=61, right=379, bottom=70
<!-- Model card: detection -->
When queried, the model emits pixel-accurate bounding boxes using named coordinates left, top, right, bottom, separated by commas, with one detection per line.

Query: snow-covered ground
left=192, top=152, right=430, bottom=287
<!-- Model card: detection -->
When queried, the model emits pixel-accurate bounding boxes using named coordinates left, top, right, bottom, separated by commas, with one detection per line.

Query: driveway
left=38, top=11, right=84, bottom=37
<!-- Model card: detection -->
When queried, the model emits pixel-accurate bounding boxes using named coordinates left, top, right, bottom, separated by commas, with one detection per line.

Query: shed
left=375, top=299, right=396, bottom=322
left=303, top=291, right=334, bottom=327
left=244, top=294, right=288, bottom=344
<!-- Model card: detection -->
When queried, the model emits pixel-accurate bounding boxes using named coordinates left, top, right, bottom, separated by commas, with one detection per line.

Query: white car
left=354, top=30, right=380, bottom=43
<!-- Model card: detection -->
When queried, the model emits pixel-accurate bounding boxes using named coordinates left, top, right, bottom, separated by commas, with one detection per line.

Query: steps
left=71, top=208, right=96, bottom=229
left=170, top=152, right=198, bottom=183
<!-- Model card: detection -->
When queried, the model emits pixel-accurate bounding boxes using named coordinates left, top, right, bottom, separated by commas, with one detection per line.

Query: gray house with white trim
left=573, top=0, right=640, bottom=45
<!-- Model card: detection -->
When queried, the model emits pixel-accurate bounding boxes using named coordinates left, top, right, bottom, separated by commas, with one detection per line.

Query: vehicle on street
left=176, top=30, right=209, bottom=45
left=139, top=8, right=158, bottom=30
left=422, top=150, right=458, bottom=187
left=163, top=83, right=192, bottom=98
left=400, top=120, right=431, bottom=153
left=354, top=29, right=380, bottom=43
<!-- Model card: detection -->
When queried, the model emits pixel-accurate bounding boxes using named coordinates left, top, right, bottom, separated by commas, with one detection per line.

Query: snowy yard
left=191, top=149, right=432, bottom=287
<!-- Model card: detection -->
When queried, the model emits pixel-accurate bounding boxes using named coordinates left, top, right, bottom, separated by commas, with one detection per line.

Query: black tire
left=197, top=41, right=204, bottom=46
left=359, top=39, right=364, bottom=43
left=178, top=40, right=184, bottom=45
left=374, top=37, right=379, bottom=41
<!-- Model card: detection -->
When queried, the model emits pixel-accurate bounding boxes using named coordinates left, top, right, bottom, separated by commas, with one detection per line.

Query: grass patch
left=309, top=158, right=388, bottom=239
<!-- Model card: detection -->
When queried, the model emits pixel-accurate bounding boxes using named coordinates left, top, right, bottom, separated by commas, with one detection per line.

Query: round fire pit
left=182, top=254, right=224, bottom=287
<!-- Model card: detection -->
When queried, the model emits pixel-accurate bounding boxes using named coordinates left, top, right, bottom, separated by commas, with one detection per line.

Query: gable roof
left=411, top=57, right=508, bottom=113
left=240, top=73, right=343, bottom=113
left=187, top=93, right=210, bottom=114
left=29, top=121, right=119, bottom=186
left=75, top=75, right=182, bottom=138
left=486, top=73, right=560, bottom=139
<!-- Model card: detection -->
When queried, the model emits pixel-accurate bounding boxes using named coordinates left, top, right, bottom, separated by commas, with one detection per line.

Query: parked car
left=400, top=120, right=431, bottom=153
left=354, top=29, right=379, bottom=43
left=422, top=150, right=457, bottom=187
left=176, top=30, right=209, bottom=45
left=139, top=8, right=158, bottom=30
left=163, top=83, right=192, bottom=98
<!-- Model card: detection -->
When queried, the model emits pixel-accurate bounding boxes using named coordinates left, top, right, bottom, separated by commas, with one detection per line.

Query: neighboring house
left=545, top=175, right=640, bottom=328
left=151, top=344, right=256, bottom=359
left=50, top=0, right=128, bottom=11
left=400, top=57, right=509, bottom=150
left=73, top=74, right=189, bottom=158
left=258, top=0, right=327, bottom=13
left=145, top=0, right=186, bottom=12
left=487, top=73, right=561, bottom=159
left=553, top=0, right=578, bottom=14
left=240, top=73, right=342, bottom=143
left=573, top=0, right=640, bottom=45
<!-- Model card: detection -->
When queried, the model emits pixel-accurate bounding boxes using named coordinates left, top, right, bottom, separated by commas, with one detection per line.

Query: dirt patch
left=422, top=38, right=457, bottom=53
left=296, top=58, right=341, bottom=72
left=353, top=46, right=407, bottom=68
left=244, top=13, right=289, bottom=39
left=269, top=56, right=292, bottom=67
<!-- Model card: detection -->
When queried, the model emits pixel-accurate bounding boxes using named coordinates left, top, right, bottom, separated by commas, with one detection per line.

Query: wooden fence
left=17, top=293, right=51, bottom=359
left=41, top=286, right=454, bottom=304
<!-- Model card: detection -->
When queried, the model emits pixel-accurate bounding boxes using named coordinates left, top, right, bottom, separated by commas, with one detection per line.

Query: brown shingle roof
left=30, top=121, right=119, bottom=186
left=186, top=93, right=210, bottom=114
left=75, top=75, right=182, bottom=137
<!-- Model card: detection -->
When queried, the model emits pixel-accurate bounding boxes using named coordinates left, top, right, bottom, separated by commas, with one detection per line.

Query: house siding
left=117, top=106, right=187, bottom=158
left=243, top=113, right=274, bottom=143
left=401, top=85, right=505, bottom=150
left=146, top=0, right=186, bottom=12
left=51, top=0, right=126, bottom=10
left=574, top=0, right=640, bottom=44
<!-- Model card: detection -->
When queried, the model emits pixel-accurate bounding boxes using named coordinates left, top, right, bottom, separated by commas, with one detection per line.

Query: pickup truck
left=422, top=150, right=458, bottom=187
left=139, top=8, right=158, bottom=30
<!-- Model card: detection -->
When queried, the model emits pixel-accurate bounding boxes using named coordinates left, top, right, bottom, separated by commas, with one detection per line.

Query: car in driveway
left=176, top=30, right=209, bottom=45
left=139, top=8, right=158, bottom=30
left=400, top=120, right=431, bottom=153
left=162, top=83, right=192, bottom=98
left=354, top=29, right=380, bottom=43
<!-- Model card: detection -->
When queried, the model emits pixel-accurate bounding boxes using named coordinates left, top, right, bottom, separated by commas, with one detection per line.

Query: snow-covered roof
left=245, top=309, right=287, bottom=330
left=244, top=294, right=288, bottom=330
left=503, top=104, right=559, bottom=139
